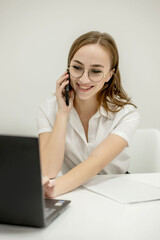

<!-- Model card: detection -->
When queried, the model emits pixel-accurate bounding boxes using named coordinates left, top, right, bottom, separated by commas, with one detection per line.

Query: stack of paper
left=83, top=175, right=160, bottom=204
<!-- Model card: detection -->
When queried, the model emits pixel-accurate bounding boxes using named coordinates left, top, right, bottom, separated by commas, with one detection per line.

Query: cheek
left=69, top=75, right=73, bottom=85
left=97, top=80, right=106, bottom=90
left=70, top=78, right=76, bottom=89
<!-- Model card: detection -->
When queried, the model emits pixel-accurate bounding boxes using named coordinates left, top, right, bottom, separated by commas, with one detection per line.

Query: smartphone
left=65, top=69, right=71, bottom=106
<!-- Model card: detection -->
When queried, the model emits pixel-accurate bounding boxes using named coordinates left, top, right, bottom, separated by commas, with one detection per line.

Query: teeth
left=79, top=86, right=91, bottom=90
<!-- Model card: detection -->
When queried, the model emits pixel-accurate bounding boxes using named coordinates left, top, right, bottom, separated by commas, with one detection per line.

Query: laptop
left=0, top=135, right=71, bottom=228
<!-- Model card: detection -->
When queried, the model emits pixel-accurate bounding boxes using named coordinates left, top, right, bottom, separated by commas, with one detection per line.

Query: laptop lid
left=0, top=135, right=70, bottom=228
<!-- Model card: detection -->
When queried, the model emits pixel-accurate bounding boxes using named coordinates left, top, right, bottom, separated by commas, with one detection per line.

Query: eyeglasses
left=68, top=65, right=107, bottom=82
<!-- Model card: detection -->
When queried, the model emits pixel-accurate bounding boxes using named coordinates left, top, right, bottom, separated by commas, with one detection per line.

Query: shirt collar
left=69, top=105, right=114, bottom=121
left=68, top=106, right=115, bottom=143
left=69, top=107, right=86, bottom=142
left=94, top=106, right=115, bottom=119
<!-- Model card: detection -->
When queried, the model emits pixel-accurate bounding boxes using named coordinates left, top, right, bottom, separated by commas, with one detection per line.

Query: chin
left=76, top=92, right=96, bottom=101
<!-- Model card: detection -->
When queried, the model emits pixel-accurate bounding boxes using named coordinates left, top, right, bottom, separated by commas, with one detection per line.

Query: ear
left=105, top=68, right=115, bottom=83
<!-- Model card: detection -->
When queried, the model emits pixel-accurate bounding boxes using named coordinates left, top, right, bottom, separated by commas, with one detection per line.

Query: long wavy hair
left=67, top=31, right=136, bottom=113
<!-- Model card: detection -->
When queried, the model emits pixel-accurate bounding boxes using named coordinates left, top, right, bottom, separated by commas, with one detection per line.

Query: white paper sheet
left=83, top=175, right=160, bottom=204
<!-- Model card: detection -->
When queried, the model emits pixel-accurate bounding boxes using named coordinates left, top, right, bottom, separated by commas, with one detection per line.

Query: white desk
left=0, top=173, right=160, bottom=240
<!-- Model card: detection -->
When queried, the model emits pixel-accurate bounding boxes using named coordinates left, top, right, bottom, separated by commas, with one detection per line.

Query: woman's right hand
left=56, top=71, right=74, bottom=114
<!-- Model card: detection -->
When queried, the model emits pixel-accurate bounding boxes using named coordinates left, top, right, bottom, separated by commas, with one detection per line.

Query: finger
left=45, top=192, right=55, bottom=199
left=59, top=80, right=69, bottom=90
left=48, top=180, right=55, bottom=188
left=44, top=187, right=55, bottom=198
left=57, top=81, right=69, bottom=98
left=42, top=176, right=49, bottom=185
left=56, top=73, right=69, bottom=87
left=58, top=71, right=68, bottom=79
left=62, top=70, right=68, bottom=76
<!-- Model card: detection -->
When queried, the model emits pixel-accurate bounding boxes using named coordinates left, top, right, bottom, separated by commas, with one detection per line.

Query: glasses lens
left=70, top=66, right=83, bottom=78
left=89, top=70, right=104, bottom=82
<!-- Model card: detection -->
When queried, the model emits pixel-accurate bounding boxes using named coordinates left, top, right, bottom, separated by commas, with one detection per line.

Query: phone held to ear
left=65, top=69, right=71, bottom=106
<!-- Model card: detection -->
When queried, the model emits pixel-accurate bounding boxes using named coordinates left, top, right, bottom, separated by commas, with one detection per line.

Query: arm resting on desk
left=53, top=134, right=127, bottom=197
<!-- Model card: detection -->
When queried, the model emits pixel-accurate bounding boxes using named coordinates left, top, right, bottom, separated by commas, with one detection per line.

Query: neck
left=74, top=96, right=99, bottom=118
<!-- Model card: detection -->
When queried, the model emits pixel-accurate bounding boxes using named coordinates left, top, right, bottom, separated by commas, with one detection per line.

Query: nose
left=79, top=70, right=91, bottom=84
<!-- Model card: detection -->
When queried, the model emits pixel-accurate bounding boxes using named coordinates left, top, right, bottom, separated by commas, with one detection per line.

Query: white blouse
left=37, top=96, right=140, bottom=174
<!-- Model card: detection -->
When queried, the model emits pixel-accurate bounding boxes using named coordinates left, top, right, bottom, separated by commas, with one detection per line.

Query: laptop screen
left=0, top=135, right=45, bottom=227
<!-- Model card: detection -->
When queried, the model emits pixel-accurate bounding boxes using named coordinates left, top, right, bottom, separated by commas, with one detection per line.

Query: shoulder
left=116, top=104, right=140, bottom=120
left=110, top=104, right=140, bottom=145
left=38, top=95, right=58, bottom=124
left=101, top=103, right=140, bottom=121
left=103, top=102, right=139, bottom=119
left=37, top=95, right=58, bottom=134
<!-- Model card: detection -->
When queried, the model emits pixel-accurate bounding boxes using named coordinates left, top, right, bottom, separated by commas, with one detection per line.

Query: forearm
left=40, top=111, right=68, bottom=178
left=55, top=155, right=102, bottom=196
left=54, top=134, right=127, bottom=197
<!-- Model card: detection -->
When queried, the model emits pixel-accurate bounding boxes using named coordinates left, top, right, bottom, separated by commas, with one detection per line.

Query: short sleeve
left=37, top=96, right=57, bottom=135
left=111, top=105, right=140, bottom=145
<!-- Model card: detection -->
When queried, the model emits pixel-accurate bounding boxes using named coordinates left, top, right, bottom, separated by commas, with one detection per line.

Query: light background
left=0, top=0, right=160, bottom=136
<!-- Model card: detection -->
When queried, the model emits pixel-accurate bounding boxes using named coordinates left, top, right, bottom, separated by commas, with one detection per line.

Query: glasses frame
left=68, top=65, right=108, bottom=82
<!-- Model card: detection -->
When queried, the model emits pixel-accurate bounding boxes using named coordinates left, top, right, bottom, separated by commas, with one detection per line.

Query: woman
left=38, top=31, right=140, bottom=198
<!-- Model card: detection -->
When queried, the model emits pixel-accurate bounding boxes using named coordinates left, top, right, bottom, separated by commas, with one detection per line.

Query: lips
left=77, top=83, right=94, bottom=92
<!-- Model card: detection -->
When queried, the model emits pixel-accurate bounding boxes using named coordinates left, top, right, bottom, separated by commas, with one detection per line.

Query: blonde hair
left=67, top=31, right=136, bottom=113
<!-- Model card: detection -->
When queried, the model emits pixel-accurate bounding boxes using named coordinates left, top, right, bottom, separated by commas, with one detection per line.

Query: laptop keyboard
left=44, top=199, right=68, bottom=219
left=44, top=207, right=56, bottom=218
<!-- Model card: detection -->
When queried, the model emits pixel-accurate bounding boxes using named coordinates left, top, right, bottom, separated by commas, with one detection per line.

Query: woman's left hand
left=42, top=176, right=56, bottom=199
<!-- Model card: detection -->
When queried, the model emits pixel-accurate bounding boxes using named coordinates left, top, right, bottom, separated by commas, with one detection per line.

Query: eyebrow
left=72, top=60, right=104, bottom=68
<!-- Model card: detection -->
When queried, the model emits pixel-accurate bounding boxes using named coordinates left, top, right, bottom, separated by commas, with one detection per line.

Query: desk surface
left=0, top=173, right=160, bottom=240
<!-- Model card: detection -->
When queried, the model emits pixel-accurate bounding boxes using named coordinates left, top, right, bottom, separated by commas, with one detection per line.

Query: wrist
left=56, top=110, right=69, bottom=119
left=53, top=176, right=68, bottom=198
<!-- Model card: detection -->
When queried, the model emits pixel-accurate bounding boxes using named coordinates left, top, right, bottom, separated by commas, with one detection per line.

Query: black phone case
left=65, top=84, right=69, bottom=106
left=65, top=70, right=70, bottom=106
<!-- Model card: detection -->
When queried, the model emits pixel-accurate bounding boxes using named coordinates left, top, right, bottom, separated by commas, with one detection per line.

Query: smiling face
left=70, top=44, right=114, bottom=103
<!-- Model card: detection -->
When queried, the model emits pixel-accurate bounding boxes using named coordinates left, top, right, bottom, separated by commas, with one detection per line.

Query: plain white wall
left=0, top=0, right=160, bottom=136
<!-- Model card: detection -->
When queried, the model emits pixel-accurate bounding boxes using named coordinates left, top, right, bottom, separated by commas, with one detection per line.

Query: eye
left=72, top=65, right=83, bottom=71
left=90, top=69, right=102, bottom=74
